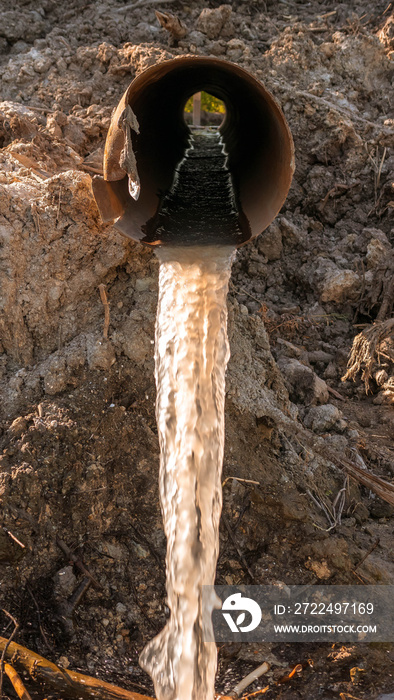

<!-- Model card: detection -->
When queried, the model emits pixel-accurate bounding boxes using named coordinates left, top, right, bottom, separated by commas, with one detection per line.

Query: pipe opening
left=92, top=57, right=294, bottom=248
left=183, top=91, right=226, bottom=128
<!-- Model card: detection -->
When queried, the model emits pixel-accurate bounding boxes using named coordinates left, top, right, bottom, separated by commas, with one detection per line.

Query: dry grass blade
left=99, top=284, right=110, bottom=339
left=341, top=318, right=394, bottom=392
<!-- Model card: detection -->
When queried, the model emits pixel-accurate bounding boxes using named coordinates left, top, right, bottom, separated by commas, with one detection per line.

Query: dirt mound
left=0, top=1, right=393, bottom=698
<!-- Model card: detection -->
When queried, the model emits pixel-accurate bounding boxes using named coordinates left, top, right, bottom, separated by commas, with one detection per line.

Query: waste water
left=139, top=129, right=238, bottom=700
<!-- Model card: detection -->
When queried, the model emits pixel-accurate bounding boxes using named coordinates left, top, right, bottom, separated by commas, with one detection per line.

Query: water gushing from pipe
left=140, top=245, right=234, bottom=700
left=92, top=56, right=294, bottom=700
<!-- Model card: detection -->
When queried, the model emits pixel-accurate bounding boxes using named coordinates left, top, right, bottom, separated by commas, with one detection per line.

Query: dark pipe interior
left=92, top=57, right=294, bottom=247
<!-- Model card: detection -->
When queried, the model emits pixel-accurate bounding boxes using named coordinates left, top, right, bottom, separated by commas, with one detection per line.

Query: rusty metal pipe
left=92, top=56, right=294, bottom=247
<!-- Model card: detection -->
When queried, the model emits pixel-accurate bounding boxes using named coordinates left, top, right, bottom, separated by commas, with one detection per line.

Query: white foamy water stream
left=139, top=245, right=235, bottom=700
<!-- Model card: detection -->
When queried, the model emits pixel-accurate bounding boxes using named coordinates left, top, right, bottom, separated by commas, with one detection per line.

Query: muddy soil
left=0, top=1, right=393, bottom=699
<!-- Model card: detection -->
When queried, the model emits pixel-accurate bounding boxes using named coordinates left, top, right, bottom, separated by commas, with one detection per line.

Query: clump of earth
left=0, top=1, right=393, bottom=699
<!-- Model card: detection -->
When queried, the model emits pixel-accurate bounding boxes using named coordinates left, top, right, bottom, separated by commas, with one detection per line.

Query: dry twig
left=99, top=284, right=110, bottom=339
left=222, top=477, right=260, bottom=488
left=240, top=689, right=269, bottom=699
left=56, top=537, right=102, bottom=589
left=308, top=476, right=348, bottom=531
left=353, top=538, right=380, bottom=573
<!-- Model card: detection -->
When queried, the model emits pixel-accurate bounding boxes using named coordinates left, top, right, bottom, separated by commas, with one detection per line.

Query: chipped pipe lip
left=93, top=56, right=295, bottom=247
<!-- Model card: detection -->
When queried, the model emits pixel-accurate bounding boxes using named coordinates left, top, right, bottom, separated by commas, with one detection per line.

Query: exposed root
left=229, top=662, right=270, bottom=698
left=341, top=318, right=394, bottom=392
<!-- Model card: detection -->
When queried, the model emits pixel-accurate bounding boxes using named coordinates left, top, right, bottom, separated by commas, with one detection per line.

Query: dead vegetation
left=342, top=318, right=394, bottom=394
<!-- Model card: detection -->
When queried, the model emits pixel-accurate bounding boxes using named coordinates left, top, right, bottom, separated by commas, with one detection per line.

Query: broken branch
left=4, top=663, right=32, bottom=700
left=0, top=611, right=19, bottom=700
left=0, top=636, right=152, bottom=700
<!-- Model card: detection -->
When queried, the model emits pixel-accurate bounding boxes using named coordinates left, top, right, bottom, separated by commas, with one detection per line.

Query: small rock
left=305, top=558, right=331, bottom=579
left=324, top=434, right=348, bottom=451
left=0, top=11, right=46, bottom=42
left=257, top=222, right=283, bottom=261
left=135, top=277, right=155, bottom=292
left=86, top=337, right=116, bottom=371
left=303, top=404, right=341, bottom=432
left=53, top=566, right=77, bottom=597
left=307, top=350, right=334, bottom=365
left=46, top=110, right=67, bottom=138
left=57, top=656, right=70, bottom=668
left=226, top=38, right=246, bottom=61
left=320, top=268, right=360, bottom=303
left=33, top=56, right=52, bottom=74
left=187, top=30, right=206, bottom=47
left=116, top=602, right=127, bottom=616
left=207, top=39, right=227, bottom=56
left=320, top=42, right=334, bottom=58
left=278, top=216, right=302, bottom=243
left=43, top=356, right=68, bottom=395
left=366, top=238, right=389, bottom=268
left=276, top=338, right=303, bottom=358
left=369, top=500, right=394, bottom=519
left=324, top=362, right=337, bottom=379
left=310, top=537, right=350, bottom=571
left=353, top=503, right=370, bottom=524
left=115, top=319, right=152, bottom=364
left=277, top=357, right=329, bottom=405
left=335, top=418, right=347, bottom=432
left=132, top=542, right=150, bottom=558
left=196, top=5, right=233, bottom=40
left=8, top=416, right=27, bottom=438
left=102, top=542, right=125, bottom=560
left=133, top=22, right=161, bottom=43
left=347, top=428, right=359, bottom=439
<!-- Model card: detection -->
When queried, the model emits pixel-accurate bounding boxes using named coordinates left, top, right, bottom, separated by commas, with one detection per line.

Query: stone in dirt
left=196, top=5, right=233, bottom=40
left=277, top=357, right=329, bottom=405
left=303, top=403, right=341, bottom=433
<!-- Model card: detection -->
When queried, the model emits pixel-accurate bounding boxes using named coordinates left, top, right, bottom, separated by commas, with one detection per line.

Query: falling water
left=140, top=245, right=235, bottom=700
left=140, top=129, right=239, bottom=700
